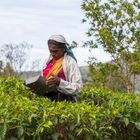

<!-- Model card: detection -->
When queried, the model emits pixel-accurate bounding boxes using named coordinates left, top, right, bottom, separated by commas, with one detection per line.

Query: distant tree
left=0, top=42, right=33, bottom=74
left=82, top=0, right=140, bottom=93
left=70, top=41, right=78, bottom=48
left=88, top=57, right=126, bottom=92
left=30, top=59, right=41, bottom=71
left=0, top=60, right=3, bottom=71
left=3, top=62, right=15, bottom=76
left=0, top=60, right=4, bottom=76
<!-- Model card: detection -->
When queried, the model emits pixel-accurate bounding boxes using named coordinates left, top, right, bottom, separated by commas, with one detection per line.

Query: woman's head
left=48, top=35, right=67, bottom=60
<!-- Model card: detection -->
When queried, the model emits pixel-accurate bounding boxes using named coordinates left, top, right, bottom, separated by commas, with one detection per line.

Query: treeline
left=1, top=0, right=140, bottom=94
left=0, top=42, right=40, bottom=77
left=81, top=0, right=140, bottom=93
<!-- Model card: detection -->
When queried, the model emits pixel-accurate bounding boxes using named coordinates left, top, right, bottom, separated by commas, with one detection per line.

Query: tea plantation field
left=0, top=77, right=140, bottom=140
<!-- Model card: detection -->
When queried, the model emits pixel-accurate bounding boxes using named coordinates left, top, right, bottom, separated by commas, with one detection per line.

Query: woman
left=42, top=34, right=83, bottom=101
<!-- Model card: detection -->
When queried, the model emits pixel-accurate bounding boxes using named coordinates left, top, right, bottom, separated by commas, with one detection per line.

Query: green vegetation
left=82, top=0, right=140, bottom=93
left=0, top=77, right=140, bottom=140
left=1, top=0, right=140, bottom=139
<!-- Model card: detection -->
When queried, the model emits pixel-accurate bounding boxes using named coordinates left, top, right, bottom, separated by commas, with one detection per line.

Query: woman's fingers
left=47, top=76, right=60, bottom=86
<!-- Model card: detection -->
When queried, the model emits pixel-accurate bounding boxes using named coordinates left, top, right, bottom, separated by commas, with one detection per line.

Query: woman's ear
left=63, top=48, right=66, bottom=53
left=63, top=45, right=67, bottom=52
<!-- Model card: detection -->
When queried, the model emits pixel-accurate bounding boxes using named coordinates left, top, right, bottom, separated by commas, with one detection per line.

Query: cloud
left=0, top=0, right=111, bottom=68
left=74, top=47, right=111, bottom=66
left=0, top=0, right=85, bottom=42
left=0, top=0, right=82, bottom=9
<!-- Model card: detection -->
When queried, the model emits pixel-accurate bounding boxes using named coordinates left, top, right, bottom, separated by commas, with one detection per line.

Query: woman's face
left=48, top=44, right=66, bottom=60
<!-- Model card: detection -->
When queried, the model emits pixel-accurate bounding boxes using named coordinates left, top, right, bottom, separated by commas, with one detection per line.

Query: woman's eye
left=50, top=50, right=57, bottom=54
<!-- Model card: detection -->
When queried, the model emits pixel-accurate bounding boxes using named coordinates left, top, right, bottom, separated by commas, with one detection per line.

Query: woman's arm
left=58, top=57, right=83, bottom=95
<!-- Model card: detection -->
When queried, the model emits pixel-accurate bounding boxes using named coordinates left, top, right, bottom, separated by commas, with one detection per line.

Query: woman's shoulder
left=63, top=53, right=78, bottom=70
left=65, top=53, right=77, bottom=63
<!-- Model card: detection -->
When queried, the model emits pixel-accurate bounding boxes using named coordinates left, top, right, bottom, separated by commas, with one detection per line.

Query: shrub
left=0, top=77, right=140, bottom=140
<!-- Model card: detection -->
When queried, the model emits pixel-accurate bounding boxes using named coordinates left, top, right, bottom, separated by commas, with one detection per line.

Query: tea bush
left=0, top=77, right=140, bottom=140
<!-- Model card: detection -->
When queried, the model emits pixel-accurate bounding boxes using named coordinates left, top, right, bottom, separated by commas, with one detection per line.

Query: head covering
left=48, top=34, right=77, bottom=62
left=48, top=34, right=67, bottom=44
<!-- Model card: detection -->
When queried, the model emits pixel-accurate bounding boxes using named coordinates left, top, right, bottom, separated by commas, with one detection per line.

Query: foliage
left=0, top=61, right=4, bottom=75
left=0, top=42, right=33, bottom=73
left=0, top=77, right=140, bottom=139
left=88, top=58, right=126, bottom=92
left=3, top=63, right=16, bottom=77
left=81, top=0, right=140, bottom=93
left=0, top=42, right=41, bottom=77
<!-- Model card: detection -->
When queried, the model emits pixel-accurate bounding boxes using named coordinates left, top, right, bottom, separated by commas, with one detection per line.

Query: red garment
left=43, top=60, right=66, bottom=80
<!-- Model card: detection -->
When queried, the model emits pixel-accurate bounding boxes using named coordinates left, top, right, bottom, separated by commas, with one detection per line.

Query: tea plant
left=0, top=77, right=140, bottom=140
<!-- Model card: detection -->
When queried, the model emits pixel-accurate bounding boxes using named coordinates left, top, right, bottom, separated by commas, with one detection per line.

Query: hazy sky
left=0, top=0, right=111, bottom=70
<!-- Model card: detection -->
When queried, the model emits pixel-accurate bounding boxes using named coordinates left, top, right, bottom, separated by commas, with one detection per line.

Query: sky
left=0, top=0, right=111, bottom=70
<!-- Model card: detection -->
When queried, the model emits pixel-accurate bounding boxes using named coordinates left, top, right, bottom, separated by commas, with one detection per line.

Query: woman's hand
left=46, top=76, right=60, bottom=87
